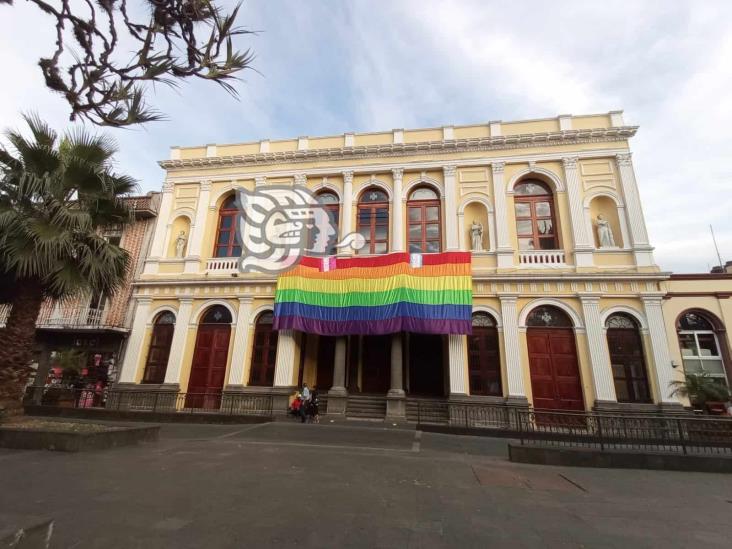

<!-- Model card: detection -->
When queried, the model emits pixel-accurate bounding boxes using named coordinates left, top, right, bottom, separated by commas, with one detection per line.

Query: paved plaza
left=1, top=419, right=731, bottom=548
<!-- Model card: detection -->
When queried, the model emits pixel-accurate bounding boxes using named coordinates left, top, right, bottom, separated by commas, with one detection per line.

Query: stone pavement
left=1, top=419, right=731, bottom=548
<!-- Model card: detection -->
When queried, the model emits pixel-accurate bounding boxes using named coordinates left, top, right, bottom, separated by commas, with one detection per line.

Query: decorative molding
left=506, top=165, right=566, bottom=193
left=443, top=164, right=457, bottom=178
left=599, top=305, right=648, bottom=330
left=404, top=173, right=444, bottom=198
left=162, top=181, right=174, bottom=193
left=517, top=298, right=584, bottom=328
left=491, top=162, right=505, bottom=174
left=159, top=127, right=640, bottom=170
left=294, top=173, right=307, bottom=186
left=616, top=152, right=633, bottom=167
left=471, top=304, right=503, bottom=327
left=254, top=175, right=267, bottom=187
left=192, top=299, right=238, bottom=324
left=562, top=156, right=579, bottom=169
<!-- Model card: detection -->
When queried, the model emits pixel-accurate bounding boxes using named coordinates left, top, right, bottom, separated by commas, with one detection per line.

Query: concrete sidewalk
left=2, top=420, right=731, bottom=548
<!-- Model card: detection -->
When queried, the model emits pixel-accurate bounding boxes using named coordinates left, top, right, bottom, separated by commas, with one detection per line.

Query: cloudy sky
left=1, top=1, right=731, bottom=273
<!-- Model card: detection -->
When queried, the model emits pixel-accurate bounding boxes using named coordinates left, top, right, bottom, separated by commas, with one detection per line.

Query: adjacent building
left=114, top=112, right=731, bottom=418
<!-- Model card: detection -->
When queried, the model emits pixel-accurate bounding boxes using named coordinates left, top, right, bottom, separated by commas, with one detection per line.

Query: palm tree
left=669, top=372, right=731, bottom=411
left=0, top=114, right=136, bottom=413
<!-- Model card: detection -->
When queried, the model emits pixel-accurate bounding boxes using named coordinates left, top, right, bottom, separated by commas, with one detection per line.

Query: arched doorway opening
left=142, top=311, right=175, bottom=384
left=407, top=333, right=444, bottom=396
left=249, top=311, right=278, bottom=387
left=677, top=310, right=730, bottom=388
left=315, top=335, right=336, bottom=391
left=606, top=313, right=651, bottom=403
left=526, top=305, right=583, bottom=411
left=186, top=305, right=232, bottom=408
left=361, top=334, right=391, bottom=393
left=467, top=312, right=502, bottom=396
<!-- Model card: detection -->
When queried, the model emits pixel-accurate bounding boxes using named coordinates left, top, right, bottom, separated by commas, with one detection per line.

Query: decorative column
left=327, top=336, right=348, bottom=414
left=184, top=180, right=212, bottom=274
left=500, top=296, right=527, bottom=403
left=492, top=162, right=513, bottom=268
left=386, top=332, right=406, bottom=419
left=225, top=297, right=253, bottom=388
left=163, top=297, right=194, bottom=386
left=443, top=165, right=459, bottom=250
left=117, top=297, right=152, bottom=384
left=642, top=297, right=680, bottom=407
left=391, top=168, right=404, bottom=252
left=563, top=157, right=594, bottom=267
left=273, top=330, right=296, bottom=387
left=144, top=182, right=174, bottom=274
left=580, top=296, right=617, bottom=406
left=617, top=153, right=655, bottom=266
left=448, top=334, right=468, bottom=395
left=341, top=170, right=354, bottom=254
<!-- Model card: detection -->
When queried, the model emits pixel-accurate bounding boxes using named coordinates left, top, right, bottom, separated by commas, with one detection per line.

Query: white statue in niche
left=175, top=230, right=188, bottom=258
left=596, top=214, right=616, bottom=248
left=470, top=220, right=484, bottom=251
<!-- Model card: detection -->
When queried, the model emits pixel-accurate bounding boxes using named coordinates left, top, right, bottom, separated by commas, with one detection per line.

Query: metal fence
left=24, top=387, right=273, bottom=417
left=415, top=400, right=732, bottom=456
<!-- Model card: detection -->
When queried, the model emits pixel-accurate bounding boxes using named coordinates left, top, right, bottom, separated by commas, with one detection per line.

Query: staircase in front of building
left=345, top=394, right=387, bottom=420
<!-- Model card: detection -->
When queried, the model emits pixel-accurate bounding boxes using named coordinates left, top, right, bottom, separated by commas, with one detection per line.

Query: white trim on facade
left=191, top=299, right=238, bottom=325
left=517, top=298, right=584, bottom=328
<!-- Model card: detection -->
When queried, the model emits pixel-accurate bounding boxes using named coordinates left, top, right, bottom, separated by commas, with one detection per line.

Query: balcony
left=205, top=257, right=240, bottom=273
left=36, top=307, right=109, bottom=329
left=518, top=250, right=566, bottom=267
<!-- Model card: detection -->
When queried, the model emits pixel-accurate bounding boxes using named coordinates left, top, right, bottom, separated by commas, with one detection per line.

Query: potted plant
left=669, top=372, right=731, bottom=413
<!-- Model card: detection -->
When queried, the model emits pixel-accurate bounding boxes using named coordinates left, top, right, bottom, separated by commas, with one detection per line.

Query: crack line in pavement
left=412, top=430, right=422, bottom=453
left=210, top=422, right=270, bottom=440
left=558, top=473, right=588, bottom=492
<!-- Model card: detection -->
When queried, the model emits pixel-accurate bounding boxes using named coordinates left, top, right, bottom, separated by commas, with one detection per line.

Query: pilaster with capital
left=500, top=296, right=526, bottom=398
left=392, top=168, right=404, bottom=252
left=294, top=173, right=307, bottom=187
left=226, top=297, right=253, bottom=386
left=443, top=165, right=459, bottom=250
left=492, top=162, right=514, bottom=267
left=163, top=298, right=194, bottom=385
left=580, top=297, right=617, bottom=403
left=144, top=182, right=175, bottom=274
left=617, top=153, right=655, bottom=266
left=563, top=157, right=594, bottom=267
left=642, top=297, right=678, bottom=404
left=118, top=298, right=153, bottom=383
left=448, top=334, right=468, bottom=395
left=184, top=180, right=212, bottom=273
left=341, top=170, right=354, bottom=254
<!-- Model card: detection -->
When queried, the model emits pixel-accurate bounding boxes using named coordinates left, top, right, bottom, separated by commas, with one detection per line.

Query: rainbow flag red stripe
left=273, top=252, right=472, bottom=335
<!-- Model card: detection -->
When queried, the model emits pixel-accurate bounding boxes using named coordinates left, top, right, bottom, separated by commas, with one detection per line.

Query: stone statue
left=175, top=230, right=188, bottom=258
left=470, top=220, right=484, bottom=251
left=596, top=214, right=616, bottom=248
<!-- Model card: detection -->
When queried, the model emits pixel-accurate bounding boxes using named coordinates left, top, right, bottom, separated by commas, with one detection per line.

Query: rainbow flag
left=273, top=252, right=472, bottom=335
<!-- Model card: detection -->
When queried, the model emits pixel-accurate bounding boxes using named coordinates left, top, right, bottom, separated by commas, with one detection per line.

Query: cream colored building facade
left=115, top=111, right=731, bottom=417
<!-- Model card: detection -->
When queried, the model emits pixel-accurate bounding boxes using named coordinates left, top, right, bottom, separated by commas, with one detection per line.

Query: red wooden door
left=362, top=335, right=391, bottom=393
left=527, top=328, right=583, bottom=411
left=186, top=325, right=231, bottom=409
left=468, top=326, right=502, bottom=396
left=249, top=321, right=278, bottom=387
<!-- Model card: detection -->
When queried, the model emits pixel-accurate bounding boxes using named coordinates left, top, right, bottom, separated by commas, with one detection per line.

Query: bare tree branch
left=2, top=0, right=255, bottom=127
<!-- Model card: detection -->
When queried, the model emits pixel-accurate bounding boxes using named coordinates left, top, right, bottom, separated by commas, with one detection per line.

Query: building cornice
left=159, top=126, right=638, bottom=172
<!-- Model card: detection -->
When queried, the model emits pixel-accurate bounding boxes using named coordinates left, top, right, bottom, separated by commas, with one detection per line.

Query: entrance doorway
left=186, top=305, right=232, bottom=409
left=408, top=333, right=444, bottom=396
left=316, top=336, right=336, bottom=391
left=526, top=306, right=584, bottom=411
left=361, top=335, right=391, bottom=393
left=467, top=312, right=502, bottom=396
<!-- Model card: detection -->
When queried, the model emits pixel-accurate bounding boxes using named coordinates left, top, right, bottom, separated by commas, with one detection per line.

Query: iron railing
left=415, top=400, right=732, bottom=456
left=24, top=387, right=273, bottom=417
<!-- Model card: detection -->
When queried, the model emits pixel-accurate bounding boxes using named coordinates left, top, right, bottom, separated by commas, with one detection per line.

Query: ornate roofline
left=159, top=126, right=638, bottom=171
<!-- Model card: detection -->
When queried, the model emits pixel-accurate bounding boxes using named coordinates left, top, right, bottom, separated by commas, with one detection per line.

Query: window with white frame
left=677, top=312, right=729, bottom=386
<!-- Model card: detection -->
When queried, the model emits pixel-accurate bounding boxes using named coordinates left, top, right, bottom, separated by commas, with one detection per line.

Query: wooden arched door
left=249, top=312, right=278, bottom=387
left=142, top=311, right=175, bottom=384
left=186, top=305, right=232, bottom=409
left=467, top=312, right=502, bottom=396
left=526, top=306, right=584, bottom=411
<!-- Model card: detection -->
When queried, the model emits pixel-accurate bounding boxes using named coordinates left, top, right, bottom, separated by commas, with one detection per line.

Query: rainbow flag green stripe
left=275, top=288, right=473, bottom=308
left=273, top=252, right=473, bottom=335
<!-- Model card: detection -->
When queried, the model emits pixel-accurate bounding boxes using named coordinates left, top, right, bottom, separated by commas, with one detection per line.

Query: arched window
left=314, top=191, right=340, bottom=255
left=201, top=305, right=232, bottom=324
left=677, top=311, right=729, bottom=386
left=408, top=186, right=441, bottom=253
left=526, top=305, right=573, bottom=327
left=468, top=312, right=501, bottom=396
left=213, top=195, right=241, bottom=258
left=142, top=311, right=176, bottom=384
left=514, top=180, right=558, bottom=250
left=249, top=312, right=278, bottom=387
left=357, top=188, right=389, bottom=255
left=605, top=313, right=651, bottom=403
